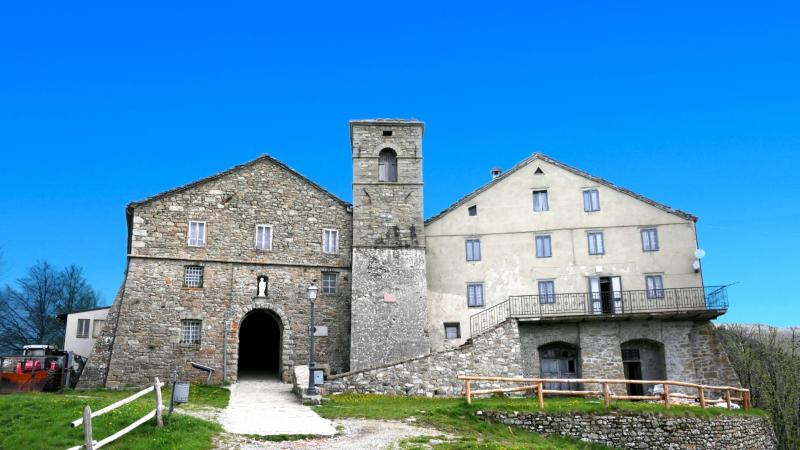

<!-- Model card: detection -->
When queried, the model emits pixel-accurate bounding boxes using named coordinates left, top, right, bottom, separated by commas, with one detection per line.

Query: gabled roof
left=126, top=154, right=351, bottom=213
left=425, top=152, right=697, bottom=225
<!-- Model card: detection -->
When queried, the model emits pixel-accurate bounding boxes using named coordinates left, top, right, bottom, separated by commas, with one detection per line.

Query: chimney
left=490, top=167, right=502, bottom=179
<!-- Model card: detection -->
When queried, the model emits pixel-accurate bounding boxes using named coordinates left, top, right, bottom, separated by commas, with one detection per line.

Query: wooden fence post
left=465, top=380, right=472, bottom=405
left=537, top=382, right=544, bottom=409
left=744, top=390, right=751, bottom=409
left=83, top=406, right=94, bottom=450
left=603, top=382, right=610, bottom=407
left=154, top=377, right=163, bottom=427
left=725, top=389, right=731, bottom=410
left=663, top=384, right=671, bottom=409
left=698, top=386, right=706, bottom=408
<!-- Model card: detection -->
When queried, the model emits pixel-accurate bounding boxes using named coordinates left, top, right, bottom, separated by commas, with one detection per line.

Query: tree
left=0, top=261, right=102, bottom=354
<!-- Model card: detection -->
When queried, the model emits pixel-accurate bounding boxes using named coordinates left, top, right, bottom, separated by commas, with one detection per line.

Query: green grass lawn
left=0, top=383, right=229, bottom=450
left=315, top=394, right=765, bottom=450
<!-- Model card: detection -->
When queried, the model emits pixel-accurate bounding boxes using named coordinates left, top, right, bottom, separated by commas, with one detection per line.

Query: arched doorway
left=620, top=339, right=666, bottom=395
left=238, top=309, right=282, bottom=379
left=539, top=342, right=580, bottom=391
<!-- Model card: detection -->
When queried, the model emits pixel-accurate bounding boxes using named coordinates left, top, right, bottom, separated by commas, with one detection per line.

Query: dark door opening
left=238, top=310, right=281, bottom=379
left=599, top=277, right=614, bottom=314
left=624, top=361, right=643, bottom=395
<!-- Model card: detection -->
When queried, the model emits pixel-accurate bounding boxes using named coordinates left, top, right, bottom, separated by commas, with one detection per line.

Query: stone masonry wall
left=483, top=410, right=776, bottom=450
left=326, top=319, right=523, bottom=396
left=690, top=322, right=741, bottom=387
left=79, top=156, right=353, bottom=388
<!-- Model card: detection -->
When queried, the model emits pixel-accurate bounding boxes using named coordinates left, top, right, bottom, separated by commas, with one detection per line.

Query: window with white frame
left=323, top=228, right=339, bottom=254
left=444, top=323, right=461, bottom=339
left=533, top=190, right=549, bottom=212
left=92, top=319, right=105, bottom=338
left=467, top=283, right=484, bottom=307
left=181, top=319, right=202, bottom=344
left=322, top=272, right=337, bottom=294
left=538, top=280, right=556, bottom=304
left=641, top=228, right=659, bottom=252
left=582, top=189, right=600, bottom=212
left=76, top=319, right=90, bottom=338
left=645, top=275, right=665, bottom=299
left=587, top=231, right=605, bottom=255
left=465, top=239, right=481, bottom=261
left=188, top=221, right=206, bottom=247
left=184, top=265, right=204, bottom=288
left=535, top=235, right=552, bottom=258
left=255, top=224, right=272, bottom=251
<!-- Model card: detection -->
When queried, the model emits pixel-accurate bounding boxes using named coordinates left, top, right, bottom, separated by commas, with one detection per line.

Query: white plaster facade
left=62, top=307, right=110, bottom=358
left=425, top=154, right=704, bottom=349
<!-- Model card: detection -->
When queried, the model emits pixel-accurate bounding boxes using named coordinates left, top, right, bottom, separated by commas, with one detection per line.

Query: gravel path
left=214, top=418, right=445, bottom=449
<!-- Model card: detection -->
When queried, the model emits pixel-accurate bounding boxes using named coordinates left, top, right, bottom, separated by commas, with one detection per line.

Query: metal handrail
left=470, top=286, right=728, bottom=337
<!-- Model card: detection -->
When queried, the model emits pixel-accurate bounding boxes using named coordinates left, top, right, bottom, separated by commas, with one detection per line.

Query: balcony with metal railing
left=469, top=285, right=729, bottom=337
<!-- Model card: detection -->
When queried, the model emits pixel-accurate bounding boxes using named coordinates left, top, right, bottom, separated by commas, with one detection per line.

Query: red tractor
left=0, top=345, right=86, bottom=394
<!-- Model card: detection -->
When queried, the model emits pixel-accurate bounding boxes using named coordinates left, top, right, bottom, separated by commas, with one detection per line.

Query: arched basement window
left=378, top=148, right=398, bottom=182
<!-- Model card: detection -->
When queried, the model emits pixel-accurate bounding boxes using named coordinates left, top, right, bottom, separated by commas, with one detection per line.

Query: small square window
left=535, top=235, right=552, bottom=258
left=184, top=266, right=204, bottom=288
left=468, top=205, right=477, bottom=216
left=645, top=275, right=664, bottom=299
left=256, top=224, right=272, bottom=251
left=322, top=272, right=337, bottom=294
left=641, top=228, right=659, bottom=252
left=444, top=323, right=461, bottom=339
left=587, top=232, right=605, bottom=255
left=181, top=320, right=202, bottom=344
left=533, top=190, right=549, bottom=212
left=583, top=189, right=600, bottom=212
left=538, top=280, right=555, bottom=304
left=188, top=221, right=206, bottom=247
left=467, top=283, right=484, bottom=307
left=383, top=130, right=393, bottom=137
left=76, top=319, right=90, bottom=338
left=465, top=239, right=481, bottom=261
left=323, top=229, right=339, bottom=254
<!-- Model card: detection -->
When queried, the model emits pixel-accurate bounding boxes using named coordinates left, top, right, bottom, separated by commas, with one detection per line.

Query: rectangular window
left=323, top=229, right=339, bottom=254
left=538, top=280, right=556, bottom=304
left=92, top=319, right=105, bottom=338
left=533, top=190, right=549, bottom=212
left=322, top=272, right=337, bottom=294
left=444, top=323, right=461, bottom=339
left=188, top=221, right=206, bottom=247
left=76, top=319, right=90, bottom=338
left=587, top=232, right=605, bottom=255
left=468, top=205, right=477, bottom=216
left=535, top=235, right=552, bottom=258
left=465, top=239, right=481, bottom=261
left=583, top=189, right=600, bottom=212
left=645, top=275, right=664, bottom=299
left=255, top=224, right=272, bottom=251
left=181, top=320, right=202, bottom=344
left=467, top=283, right=484, bottom=307
left=641, top=228, right=659, bottom=252
left=184, top=265, right=204, bottom=288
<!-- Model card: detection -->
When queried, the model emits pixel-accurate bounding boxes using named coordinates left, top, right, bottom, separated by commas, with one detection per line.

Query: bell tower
left=349, top=119, right=430, bottom=370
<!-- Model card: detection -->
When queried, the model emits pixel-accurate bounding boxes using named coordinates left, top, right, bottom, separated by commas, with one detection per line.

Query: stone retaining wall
left=324, top=319, right=524, bottom=396
left=483, top=410, right=776, bottom=449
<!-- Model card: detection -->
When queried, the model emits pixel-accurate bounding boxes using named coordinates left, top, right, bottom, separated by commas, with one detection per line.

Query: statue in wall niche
left=257, top=276, right=268, bottom=297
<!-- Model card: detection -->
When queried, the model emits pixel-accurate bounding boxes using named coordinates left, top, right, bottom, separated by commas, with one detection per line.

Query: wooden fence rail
left=66, top=377, right=164, bottom=450
left=458, top=376, right=751, bottom=411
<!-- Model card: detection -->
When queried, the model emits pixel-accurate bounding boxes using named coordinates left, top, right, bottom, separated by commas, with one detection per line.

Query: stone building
left=80, top=119, right=738, bottom=392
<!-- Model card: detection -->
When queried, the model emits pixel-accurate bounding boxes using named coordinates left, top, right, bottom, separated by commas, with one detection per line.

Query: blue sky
left=0, top=2, right=797, bottom=325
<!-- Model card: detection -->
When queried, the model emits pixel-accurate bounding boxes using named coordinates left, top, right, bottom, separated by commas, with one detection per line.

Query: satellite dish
left=694, top=249, right=706, bottom=259
left=692, top=260, right=701, bottom=271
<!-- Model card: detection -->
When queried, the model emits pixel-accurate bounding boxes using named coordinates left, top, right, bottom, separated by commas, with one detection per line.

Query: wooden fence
left=66, top=377, right=164, bottom=450
left=458, top=376, right=751, bottom=410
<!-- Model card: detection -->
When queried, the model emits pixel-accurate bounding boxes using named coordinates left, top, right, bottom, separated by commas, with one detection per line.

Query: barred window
left=184, top=266, right=204, bottom=288
left=188, top=221, right=206, bottom=247
left=181, top=320, right=202, bottom=344
left=322, top=272, right=337, bottom=294
left=256, top=224, right=272, bottom=251
left=323, top=229, right=339, bottom=254
left=76, top=319, right=90, bottom=338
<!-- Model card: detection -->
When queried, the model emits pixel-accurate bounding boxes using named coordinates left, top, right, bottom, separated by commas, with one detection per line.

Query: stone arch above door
left=227, top=300, right=294, bottom=382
